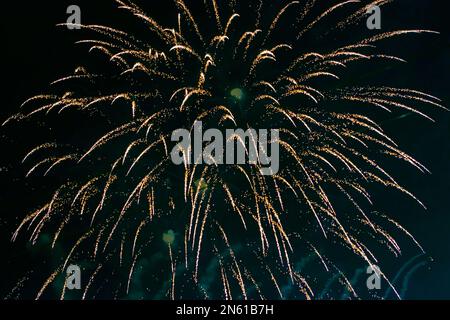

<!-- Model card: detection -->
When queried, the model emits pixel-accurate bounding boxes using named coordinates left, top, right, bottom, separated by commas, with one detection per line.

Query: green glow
left=230, top=88, right=244, bottom=100
left=163, top=230, right=175, bottom=245
left=194, top=179, right=208, bottom=191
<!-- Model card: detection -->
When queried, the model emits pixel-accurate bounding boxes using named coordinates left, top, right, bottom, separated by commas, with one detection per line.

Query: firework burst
left=3, top=0, right=445, bottom=299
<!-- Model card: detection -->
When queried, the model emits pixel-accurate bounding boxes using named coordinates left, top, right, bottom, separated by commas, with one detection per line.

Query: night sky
left=0, top=0, right=449, bottom=299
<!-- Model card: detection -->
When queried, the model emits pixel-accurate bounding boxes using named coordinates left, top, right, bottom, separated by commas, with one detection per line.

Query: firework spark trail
left=4, top=0, right=443, bottom=299
left=83, top=264, right=103, bottom=300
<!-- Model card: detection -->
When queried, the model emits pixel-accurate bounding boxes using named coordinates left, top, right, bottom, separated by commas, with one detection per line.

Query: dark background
left=0, top=0, right=449, bottom=299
